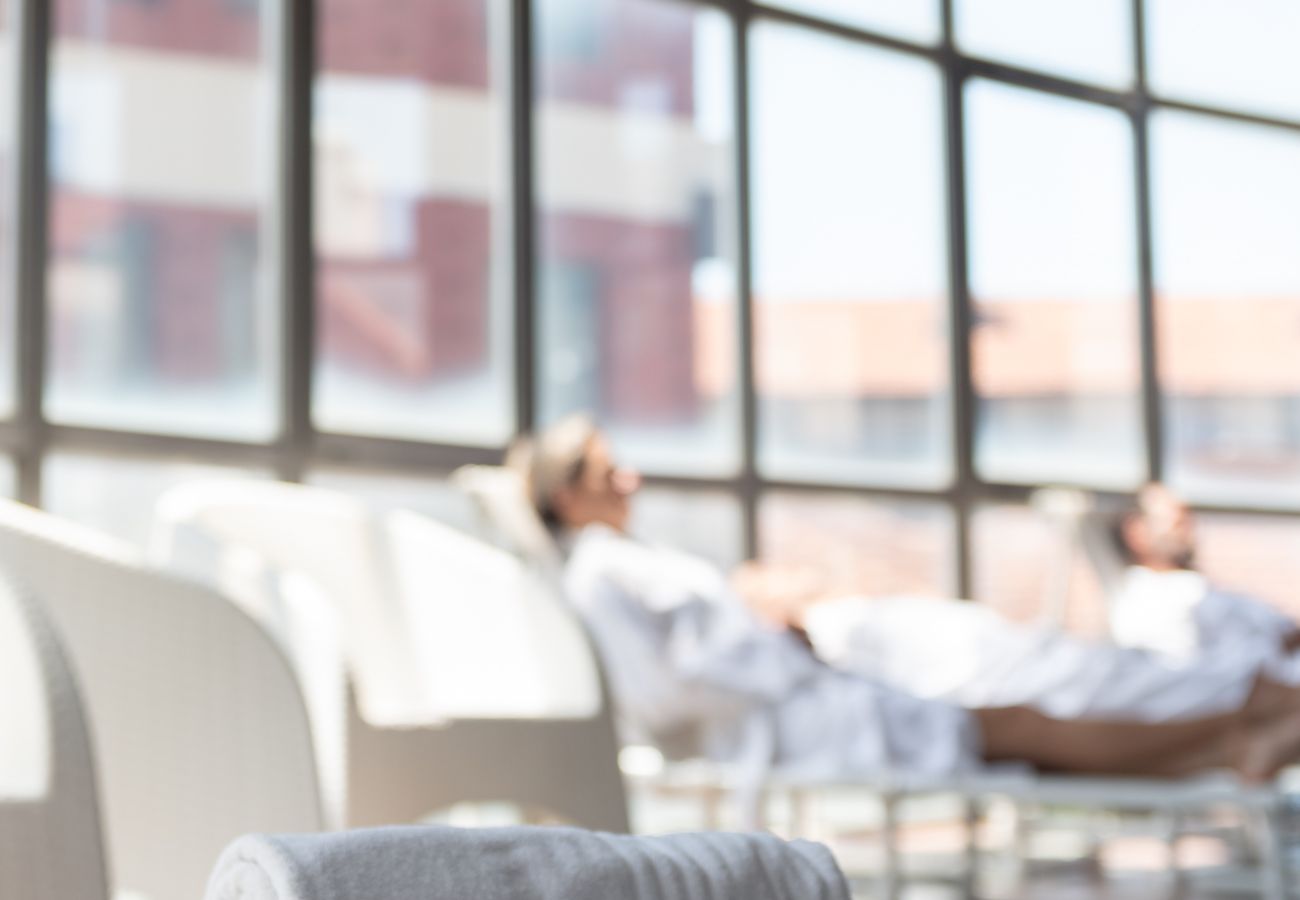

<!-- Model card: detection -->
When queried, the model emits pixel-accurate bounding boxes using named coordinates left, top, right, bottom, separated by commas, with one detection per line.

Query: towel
left=206, top=825, right=849, bottom=900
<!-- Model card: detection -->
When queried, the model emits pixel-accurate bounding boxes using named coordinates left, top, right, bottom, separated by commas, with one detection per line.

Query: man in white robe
left=1107, top=484, right=1300, bottom=679
left=510, top=416, right=1300, bottom=784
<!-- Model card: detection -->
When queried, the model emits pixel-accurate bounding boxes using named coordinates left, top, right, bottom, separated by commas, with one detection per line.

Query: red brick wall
left=318, top=0, right=491, bottom=89
left=317, top=199, right=493, bottom=379
left=56, top=0, right=260, bottom=60
left=540, top=0, right=696, bottom=118
left=49, top=189, right=258, bottom=380
left=543, top=211, right=698, bottom=423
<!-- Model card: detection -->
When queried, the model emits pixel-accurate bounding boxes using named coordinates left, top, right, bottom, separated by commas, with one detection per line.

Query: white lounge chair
left=0, top=499, right=323, bottom=900
left=150, top=479, right=629, bottom=833
left=0, top=572, right=109, bottom=900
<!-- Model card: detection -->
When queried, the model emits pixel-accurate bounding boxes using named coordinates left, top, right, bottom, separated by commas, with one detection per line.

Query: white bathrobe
left=562, top=526, right=981, bottom=781
left=803, top=595, right=1261, bottom=722
left=1111, top=566, right=1300, bottom=681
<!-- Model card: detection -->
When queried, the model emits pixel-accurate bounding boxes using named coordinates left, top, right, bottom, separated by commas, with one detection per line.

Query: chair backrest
left=154, top=479, right=603, bottom=722
left=0, top=573, right=109, bottom=900
left=1030, top=487, right=1131, bottom=636
left=450, top=466, right=689, bottom=756
left=452, top=465, right=564, bottom=578
left=1077, top=501, right=1131, bottom=600
left=153, top=480, right=427, bottom=725
left=0, top=499, right=322, bottom=900
left=384, top=507, right=601, bottom=719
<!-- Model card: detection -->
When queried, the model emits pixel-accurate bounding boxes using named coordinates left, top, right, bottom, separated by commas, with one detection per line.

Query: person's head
left=1108, top=482, right=1198, bottom=572
left=507, top=415, right=641, bottom=534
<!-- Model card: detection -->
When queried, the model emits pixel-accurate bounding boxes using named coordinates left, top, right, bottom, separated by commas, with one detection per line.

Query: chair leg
left=1012, top=800, right=1033, bottom=871
left=1164, top=811, right=1184, bottom=888
left=1255, top=807, right=1288, bottom=900
left=963, top=795, right=981, bottom=895
left=881, top=793, right=901, bottom=895
left=789, top=787, right=811, bottom=838
left=701, top=786, right=723, bottom=831
left=734, top=785, right=767, bottom=832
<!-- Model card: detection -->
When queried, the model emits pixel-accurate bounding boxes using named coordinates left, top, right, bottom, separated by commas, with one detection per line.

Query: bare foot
left=1234, top=710, right=1300, bottom=784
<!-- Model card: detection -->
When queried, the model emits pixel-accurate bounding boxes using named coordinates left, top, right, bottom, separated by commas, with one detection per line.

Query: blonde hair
left=506, top=414, right=599, bottom=529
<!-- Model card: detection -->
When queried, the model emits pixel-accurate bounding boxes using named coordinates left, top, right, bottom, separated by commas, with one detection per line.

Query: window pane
left=1196, top=513, right=1300, bottom=621
left=536, top=0, right=739, bottom=475
left=0, top=0, right=14, bottom=418
left=1147, top=0, right=1300, bottom=120
left=313, top=0, right=513, bottom=444
left=0, top=457, right=12, bottom=497
left=762, top=0, right=939, bottom=44
left=42, top=454, right=269, bottom=550
left=631, top=486, right=742, bottom=570
left=307, top=467, right=480, bottom=535
left=955, top=0, right=1131, bottom=88
left=47, top=0, right=275, bottom=438
left=1152, top=113, right=1300, bottom=506
left=752, top=26, right=949, bottom=486
left=967, top=81, right=1141, bottom=486
left=971, top=504, right=1108, bottom=635
left=760, top=493, right=954, bottom=598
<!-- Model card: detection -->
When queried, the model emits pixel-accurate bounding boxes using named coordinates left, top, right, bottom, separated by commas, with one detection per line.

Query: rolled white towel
left=207, top=825, right=849, bottom=900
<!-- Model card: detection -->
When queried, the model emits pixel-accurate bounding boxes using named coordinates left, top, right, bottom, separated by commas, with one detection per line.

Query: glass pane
left=42, top=454, right=269, bottom=550
left=971, top=504, right=1108, bottom=635
left=307, top=467, right=480, bottom=535
left=535, top=0, right=739, bottom=475
left=46, top=0, right=275, bottom=438
left=1147, top=0, right=1300, bottom=121
left=0, top=457, right=13, bottom=497
left=763, top=0, right=939, bottom=44
left=313, top=0, right=513, bottom=444
left=967, top=81, right=1142, bottom=486
left=0, top=0, right=14, bottom=418
left=631, top=486, right=743, bottom=570
left=1197, top=513, right=1300, bottom=621
left=1152, top=112, right=1300, bottom=506
left=760, top=493, right=954, bottom=598
left=752, top=25, right=949, bottom=486
left=955, top=0, right=1132, bottom=88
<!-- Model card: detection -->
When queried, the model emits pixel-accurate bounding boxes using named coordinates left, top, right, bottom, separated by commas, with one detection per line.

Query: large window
left=967, top=81, right=1142, bottom=487
left=0, top=0, right=1295, bottom=617
left=765, top=0, right=939, bottom=44
left=313, top=0, right=514, bottom=444
left=46, top=0, right=276, bottom=438
left=751, top=24, right=948, bottom=486
left=634, top=487, right=744, bottom=570
left=1152, top=112, right=1300, bottom=507
left=971, top=504, right=1109, bottom=632
left=1146, top=0, right=1300, bottom=120
left=536, top=0, right=739, bottom=475
left=760, top=493, right=954, bottom=598
left=955, top=0, right=1132, bottom=88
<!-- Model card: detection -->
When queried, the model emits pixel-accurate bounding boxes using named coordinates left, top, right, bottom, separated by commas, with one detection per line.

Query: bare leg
left=1233, top=710, right=1300, bottom=783
left=973, top=706, right=1245, bottom=777
left=1243, top=676, right=1300, bottom=722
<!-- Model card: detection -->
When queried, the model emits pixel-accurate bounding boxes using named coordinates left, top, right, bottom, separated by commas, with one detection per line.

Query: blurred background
left=0, top=0, right=1298, bottom=632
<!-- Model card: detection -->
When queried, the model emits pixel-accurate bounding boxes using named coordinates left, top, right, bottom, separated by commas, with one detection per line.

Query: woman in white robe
left=512, top=416, right=1300, bottom=784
